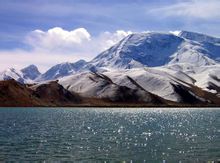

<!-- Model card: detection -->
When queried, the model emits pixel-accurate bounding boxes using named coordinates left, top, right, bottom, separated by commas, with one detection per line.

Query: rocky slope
left=0, top=80, right=43, bottom=106
left=0, top=80, right=82, bottom=107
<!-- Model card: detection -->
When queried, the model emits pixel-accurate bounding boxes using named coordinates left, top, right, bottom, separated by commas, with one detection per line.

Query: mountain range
left=1, top=30, right=220, bottom=106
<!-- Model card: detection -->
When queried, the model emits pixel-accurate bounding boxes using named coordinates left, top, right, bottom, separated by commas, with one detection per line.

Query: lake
left=0, top=108, right=219, bottom=162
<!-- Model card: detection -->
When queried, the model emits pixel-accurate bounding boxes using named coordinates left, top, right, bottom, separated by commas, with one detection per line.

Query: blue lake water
left=0, top=108, right=219, bottom=162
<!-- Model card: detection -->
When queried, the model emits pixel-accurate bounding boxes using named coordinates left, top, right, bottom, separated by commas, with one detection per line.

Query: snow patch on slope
left=59, top=67, right=196, bottom=102
left=0, top=68, right=27, bottom=83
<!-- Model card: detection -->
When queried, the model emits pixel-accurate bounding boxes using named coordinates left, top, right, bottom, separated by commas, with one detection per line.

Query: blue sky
left=0, top=0, right=220, bottom=71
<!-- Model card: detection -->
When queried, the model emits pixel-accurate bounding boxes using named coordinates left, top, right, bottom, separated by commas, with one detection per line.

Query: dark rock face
left=0, top=80, right=81, bottom=107
left=0, top=79, right=42, bottom=106
left=171, top=84, right=203, bottom=104
left=86, top=72, right=168, bottom=105
left=112, top=86, right=164, bottom=105
left=31, top=81, right=82, bottom=105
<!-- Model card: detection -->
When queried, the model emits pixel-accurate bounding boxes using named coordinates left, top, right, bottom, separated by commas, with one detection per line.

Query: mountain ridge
left=1, top=30, right=220, bottom=82
left=0, top=30, right=220, bottom=106
left=88, top=31, right=218, bottom=70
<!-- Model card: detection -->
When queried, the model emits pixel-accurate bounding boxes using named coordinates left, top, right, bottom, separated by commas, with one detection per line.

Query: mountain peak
left=90, top=32, right=184, bottom=68
left=24, top=64, right=38, bottom=69
left=21, top=64, right=41, bottom=80
left=75, top=59, right=86, bottom=64
left=37, top=60, right=87, bottom=81
left=88, top=31, right=220, bottom=69
left=0, top=67, right=25, bottom=84
left=59, top=62, right=72, bottom=66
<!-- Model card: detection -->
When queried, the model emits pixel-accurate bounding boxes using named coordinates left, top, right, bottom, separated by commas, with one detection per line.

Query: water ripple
left=0, top=107, right=219, bottom=162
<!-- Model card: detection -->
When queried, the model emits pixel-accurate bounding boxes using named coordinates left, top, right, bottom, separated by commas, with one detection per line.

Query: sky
left=0, top=0, right=220, bottom=72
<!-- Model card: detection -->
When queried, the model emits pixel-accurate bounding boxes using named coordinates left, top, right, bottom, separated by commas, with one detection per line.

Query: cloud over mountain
left=25, top=27, right=132, bottom=53
left=0, top=27, right=132, bottom=71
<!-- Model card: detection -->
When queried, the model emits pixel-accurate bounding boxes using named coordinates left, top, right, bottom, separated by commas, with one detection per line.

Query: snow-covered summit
left=0, top=68, right=26, bottom=84
left=88, top=31, right=219, bottom=69
left=37, top=59, right=87, bottom=81
left=0, top=65, right=41, bottom=83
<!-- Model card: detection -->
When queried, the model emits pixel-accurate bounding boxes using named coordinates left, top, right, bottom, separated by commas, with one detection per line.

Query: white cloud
left=0, top=27, right=132, bottom=72
left=25, top=27, right=91, bottom=52
left=25, top=27, right=131, bottom=54
left=150, top=0, right=220, bottom=20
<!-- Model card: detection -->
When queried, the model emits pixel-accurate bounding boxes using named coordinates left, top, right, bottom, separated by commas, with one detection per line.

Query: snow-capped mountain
left=0, top=68, right=26, bottom=84
left=4, top=30, right=219, bottom=82
left=88, top=33, right=183, bottom=69
left=0, top=65, right=41, bottom=83
left=87, top=31, right=219, bottom=70
left=0, top=30, right=219, bottom=106
left=37, top=60, right=87, bottom=81
left=57, top=31, right=220, bottom=104
left=21, top=64, right=41, bottom=80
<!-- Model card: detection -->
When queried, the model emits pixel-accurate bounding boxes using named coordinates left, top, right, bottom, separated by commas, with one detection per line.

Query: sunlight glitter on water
left=0, top=107, right=219, bottom=162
